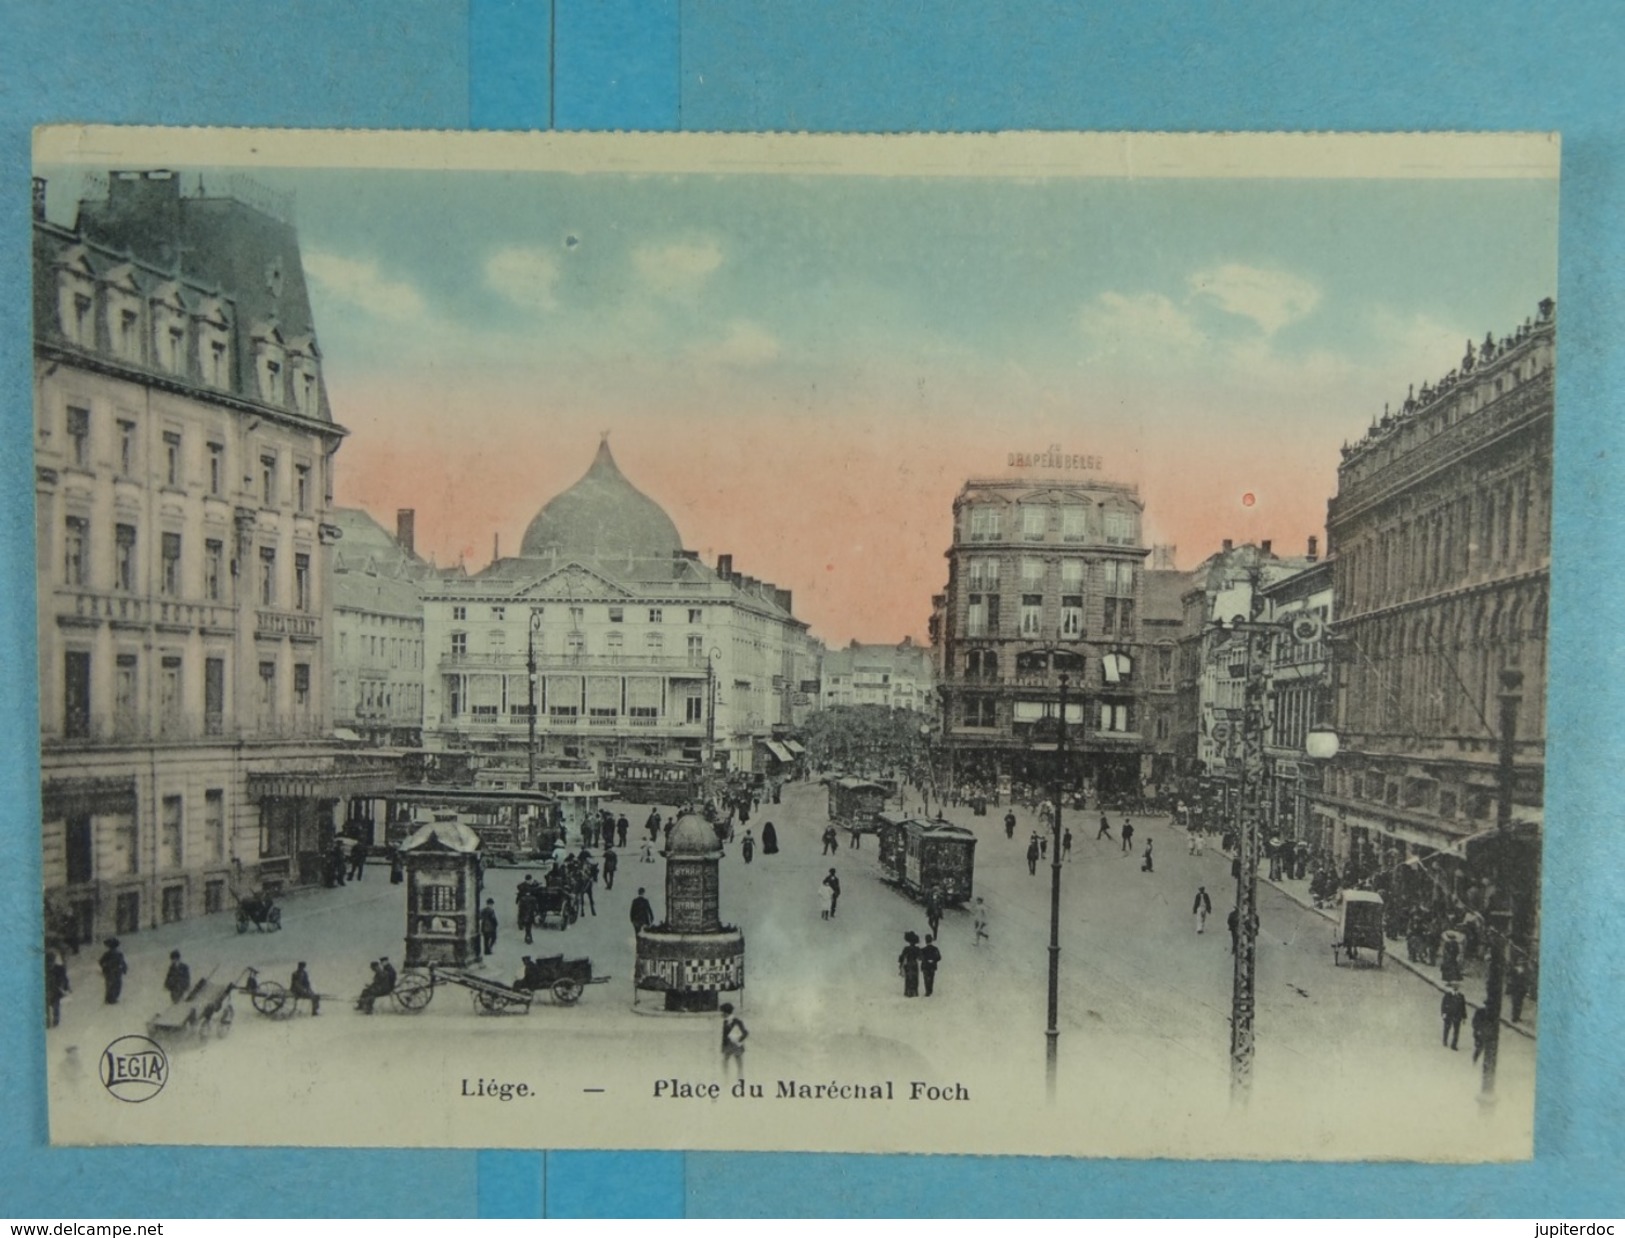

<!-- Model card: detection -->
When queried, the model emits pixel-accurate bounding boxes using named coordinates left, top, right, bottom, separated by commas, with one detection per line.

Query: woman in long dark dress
left=898, top=931, right=922, bottom=997
left=761, top=821, right=779, bottom=855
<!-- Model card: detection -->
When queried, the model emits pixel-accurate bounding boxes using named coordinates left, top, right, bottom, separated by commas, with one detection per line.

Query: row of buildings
left=929, top=301, right=1553, bottom=950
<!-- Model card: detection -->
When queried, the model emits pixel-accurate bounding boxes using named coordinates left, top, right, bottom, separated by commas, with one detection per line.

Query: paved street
left=47, top=781, right=1533, bottom=1157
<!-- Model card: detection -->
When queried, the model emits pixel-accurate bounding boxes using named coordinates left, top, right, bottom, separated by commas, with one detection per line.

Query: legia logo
left=100, top=1035, right=168, bottom=1103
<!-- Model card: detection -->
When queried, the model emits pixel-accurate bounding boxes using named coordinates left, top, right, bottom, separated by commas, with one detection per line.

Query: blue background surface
left=2, top=0, right=1621, bottom=1217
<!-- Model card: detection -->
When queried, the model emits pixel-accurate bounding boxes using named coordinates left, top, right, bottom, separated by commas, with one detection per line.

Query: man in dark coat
left=761, top=821, right=779, bottom=854
left=1122, top=820, right=1135, bottom=854
left=1192, top=886, right=1213, bottom=934
left=646, top=808, right=662, bottom=841
left=602, top=847, right=618, bottom=891
left=99, top=938, right=127, bottom=1005
left=822, top=869, right=841, bottom=918
left=822, top=825, right=839, bottom=855
left=924, top=886, right=944, bottom=938
left=1507, top=963, right=1530, bottom=1023
left=1026, top=835, right=1041, bottom=875
left=630, top=888, right=656, bottom=934
left=290, top=961, right=320, bottom=1016
left=163, top=950, right=192, bottom=1004
left=518, top=887, right=539, bottom=944
left=1004, top=810, right=1017, bottom=840
left=616, top=814, right=630, bottom=849
left=920, top=934, right=942, bottom=996
left=1440, top=984, right=1468, bottom=1050
left=1471, top=1002, right=1495, bottom=1063
left=479, top=898, right=500, bottom=953
left=1096, top=814, right=1113, bottom=841
left=349, top=839, right=369, bottom=881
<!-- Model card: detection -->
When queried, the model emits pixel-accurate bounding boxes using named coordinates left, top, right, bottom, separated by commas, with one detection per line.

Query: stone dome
left=666, top=812, right=721, bottom=857
left=520, top=439, right=683, bottom=561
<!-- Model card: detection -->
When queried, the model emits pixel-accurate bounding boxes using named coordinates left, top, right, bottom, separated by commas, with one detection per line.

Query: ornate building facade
left=420, top=441, right=816, bottom=778
left=932, top=475, right=1151, bottom=800
left=33, top=170, right=382, bottom=940
left=1312, top=301, right=1553, bottom=925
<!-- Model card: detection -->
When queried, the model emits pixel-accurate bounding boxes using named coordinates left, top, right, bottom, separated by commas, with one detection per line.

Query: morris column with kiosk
left=633, top=811, right=745, bottom=1013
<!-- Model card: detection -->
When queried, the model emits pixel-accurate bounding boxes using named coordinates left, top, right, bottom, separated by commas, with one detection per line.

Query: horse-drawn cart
left=1333, top=889, right=1386, bottom=967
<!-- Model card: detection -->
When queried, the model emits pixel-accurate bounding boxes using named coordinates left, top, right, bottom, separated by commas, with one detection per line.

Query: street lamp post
left=1481, top=668, right=1524, bottom=1102
left=525, top=608, right=542, bottom=789
left=1045, top=673, right=1068, bottom=1100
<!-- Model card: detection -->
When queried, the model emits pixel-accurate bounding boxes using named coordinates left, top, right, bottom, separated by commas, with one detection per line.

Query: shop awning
left=764, top=740, right=794, bottom=762
left=783, top=740, right=806, bottom=755
left=1302, top=790, right=1476, bottom=853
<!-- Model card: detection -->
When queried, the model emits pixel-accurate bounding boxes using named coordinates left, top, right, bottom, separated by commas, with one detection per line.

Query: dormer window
left=150, top=284, right=189, bottom=376
left=55, top=247, right=98, bottom=348
left=251, top=322, right=286, bottom=404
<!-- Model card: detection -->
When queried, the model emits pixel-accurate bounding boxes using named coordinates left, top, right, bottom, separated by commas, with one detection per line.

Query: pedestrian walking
left=1192, top=885, right=1212, bottom=934
left=761, top=821, right=779, bottom=855
left=630, top=887, right=656, bottom=934
left=1026, top=835, right=1041, bottom=875
left=1004, top=810, right=1017, bottom=840
left=1062, top=828, right=1073, bottom=861
left=330, top=838, right=348, bottom=886
left=290, top=961, right=320, bottom=1016
left=1096, top=814, right=1113, bottom=841
left=98, top=937, right=127, bottom=1005
left=1507, top=962, right=1530, bottom=1023
left=163, top=950, right=192, bottom=1004
left=1122, top=820, right=1135, bottom=854
left=616, top=814, right=630, bottom=849
left=1227, top=908, right=1239, bottom=954
left=1441, top=985, right=1467, bottom=1050
left=1141, top=837, right=1154, bottom=872
left=645, top=808, right=662, bottom=842
left=578, top=859, right=598, bottom=916
left=823, top=868, right=841, bottom=918
left=924, top=886, right=944, bottom=938
left=921, top=935, right=942, bottom=996
left=720, top=1002, right=748, bottom=1075
left=1471, top=1002, right=1494, bottom=1063
left=972, top=897, right=990, bottom=947
left=822, top=825, right=839, bottom=855
left=741, top=830, right=755, bottom=863
left=45, top=950, right=69, bottom=1028
left=602, top=847, right=618, bottom=891
left=818, top=879, right=834, bottom=921
left=349, top=839, right=369, bottom=881
left=1039, top=831, right=1049, bottom=858
left=390, top=849, right=405, bottom=884
left=518, top=888, right=538, bottom=944
left=899, top=931, right=922, bottom=997
left=1187, top=830, right=1203, bottom=857
left=479, top=898, right=499, bottom=954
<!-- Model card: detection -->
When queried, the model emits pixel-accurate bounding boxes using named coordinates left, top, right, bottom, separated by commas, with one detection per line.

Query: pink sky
left=330, top=378, right=1336, bottom=647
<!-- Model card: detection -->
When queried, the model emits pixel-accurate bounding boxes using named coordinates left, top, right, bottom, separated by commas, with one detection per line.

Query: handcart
left=512, top=954, right=610, bottom=1005
left=147, top=967, right=258, bottom=1043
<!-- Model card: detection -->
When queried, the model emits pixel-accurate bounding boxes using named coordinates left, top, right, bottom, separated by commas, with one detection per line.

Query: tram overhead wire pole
left=1480, top=668, right=1525, bottom=1103
left=525, top=608, right=542, bottom=789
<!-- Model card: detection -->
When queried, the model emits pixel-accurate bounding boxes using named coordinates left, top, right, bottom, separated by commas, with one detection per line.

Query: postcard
left=31, top=127, right=1555, bottom=1158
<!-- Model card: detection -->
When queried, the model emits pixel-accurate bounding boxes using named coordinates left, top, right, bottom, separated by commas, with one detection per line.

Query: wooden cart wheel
left=251, top=981, right=288, bottom=1017
left=551, top=978, right=583, bottom=1005
left=204, top=1003, right=235, bottom=1039
left=394, top=974, right=433, bottom=1012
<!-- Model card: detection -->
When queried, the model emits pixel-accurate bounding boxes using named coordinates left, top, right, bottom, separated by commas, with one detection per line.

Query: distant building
left=329, top=507, right=434, bottom=747
left=34, top=170, right=391, bottom=940
left=1260, top=555, right=1334, bottom=845
left=1174, top=539, right=1319, bottom=824
left=1141, top=567, right=1190, bottom=795
left=933, top=474, right=1152, bottom=801
left=420, top=440, right=817, bottom=780
left=819, top=639, right=934, bottom=713
left=1314, top=301, right=1552, bottom=947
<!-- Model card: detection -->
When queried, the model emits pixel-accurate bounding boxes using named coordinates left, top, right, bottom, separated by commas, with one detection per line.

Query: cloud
left=483, top=245, right=561, bottom=313
left=303, top=251, right=427, bottom=323
left=631, top=238, right=724, bottom=300
left=1078, top=291, right=1205, bottom=358
left=1188, top=263, right=1320, bottom=335
left=695, top=320, right=782, bottom=367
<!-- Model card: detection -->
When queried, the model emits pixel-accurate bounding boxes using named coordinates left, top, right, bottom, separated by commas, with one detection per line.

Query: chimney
left=396, top=508, right=416, bottom=555
left=1222, top=539, right=1233, bottom=554
left=1261, top=539, right=1273, bottom=556
left=493, top=532, right=500, bottom=562
left=776, top=588, right=793, bottom=613
left=1307, top=535, right=1319, bottom=562
left=717, top=554, right=733, bottom=581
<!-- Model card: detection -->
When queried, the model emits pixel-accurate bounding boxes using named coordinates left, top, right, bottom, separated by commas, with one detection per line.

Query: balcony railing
left=439, top=712, right=703, bottom=735
left=440, top=652, right=707, bottom=674
left=256, top=610, right=319, bottom=640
